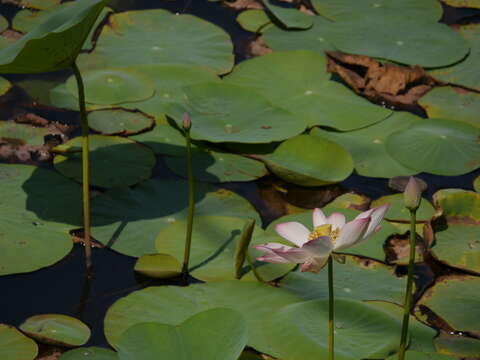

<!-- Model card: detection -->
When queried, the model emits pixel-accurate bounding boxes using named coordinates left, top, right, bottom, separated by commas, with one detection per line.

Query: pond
left=0, top=0, right=479, bottom=359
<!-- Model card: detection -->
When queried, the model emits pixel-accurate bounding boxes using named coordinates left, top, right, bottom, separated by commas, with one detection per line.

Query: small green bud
left=404, top=176, right=422, bottom=211
left=182, top=112, right=191, bottom=131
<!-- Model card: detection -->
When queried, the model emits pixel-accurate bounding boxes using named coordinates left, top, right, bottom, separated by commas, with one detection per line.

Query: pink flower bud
left=182, top=112, right=191, bottom=131
left=404, top=176, right=422, bottom=211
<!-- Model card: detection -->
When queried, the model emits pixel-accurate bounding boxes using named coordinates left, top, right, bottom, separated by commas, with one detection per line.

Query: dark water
left=0, top=0, right=479, bottom=349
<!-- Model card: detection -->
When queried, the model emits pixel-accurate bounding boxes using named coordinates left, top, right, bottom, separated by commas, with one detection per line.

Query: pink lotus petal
left=270, top=247, right=311, bottom=263
left=362, top=204, right=389, bottom=240
left=300, top=256, right=329, bottom=273
left=334, top=217, right=370, bottom=251
left=326, top=212, right=346, bottom=231
left=313, top=208, right=327, bottom=228
left=275, top=222, right=310, bottom=247
left=257, top=254, right=290, bottom=264
left=255, top=243, right=293, bottom=254
left=302, top=236, right=334, bottom=258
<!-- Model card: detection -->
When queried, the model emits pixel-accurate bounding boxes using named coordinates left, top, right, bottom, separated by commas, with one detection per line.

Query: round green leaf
left=434, top=332, right=480, bottom=358
left=0, top=15, right=8, bottom=33
left=441, top=0, right=480, bottom=8
left=0, top=324, right=38, bottom=360
left=262, top=1, right=313, bottom=29
left=431, top=25, right=480, bottom=91
left=419, top=87, right=480, bottom=128
left=134, top=254, right=182, bottom=279
left=0, top=164, right=81, bottom=275
left=18, top=0, right=60, bottom=10
left=20, top=314, right=90, bottom=347
left=0, top=0, right=108, bottom=73
left=279, top=256, right=407, bottom=304
left=165, top=148, right=268, bottom=183
left=386, top=118, right=480, bottom=176
left=103, top=281, right=302, bottom=351
left=0, top=121, right=50, bottom=145
left=53, top=135, right=155, bottom=188
left=416, top=275, right=480, bottom=336
left=433, top=189, right=480, bottom=222
left=0, top=76, right=10, bottom=96
left=474, top=176, right=480, bottom=192
left=77, top=9, right=233, bottom=75
left=66, top=68, right=155, bottom=105
left=88, top=109, right=153, bottom=135
left=156, top=215, right=294, bottom=282
left=116, top=308, right=247, bottom=360
left=264, top=134, right=353, bottom=186
left=130, top=120, right=187, bottom=157
left=311, top=112, right=421, bottom=178
left=386, top=351, right=456, bottom=360
left=166, top=82, right=306, bottom=143
left=60, top=347, right=117, bottom=360
left=225, top=50, right=391, bottom=130
left=371, top=193, right=435, bottom=222
left=263, top=299, right=401, bottom=360
left=90, top=179, right=261, bottom=257
left=236, top=10, right=271, bottom=33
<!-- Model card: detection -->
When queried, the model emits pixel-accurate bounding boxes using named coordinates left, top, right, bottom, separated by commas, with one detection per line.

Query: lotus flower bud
left=182, top=112, right=191, bottom=131
left=404, top=176, right=422, bottom=211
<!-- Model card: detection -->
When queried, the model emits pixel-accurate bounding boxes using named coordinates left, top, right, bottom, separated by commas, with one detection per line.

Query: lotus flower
left=255, top=205, right=389, bottom=273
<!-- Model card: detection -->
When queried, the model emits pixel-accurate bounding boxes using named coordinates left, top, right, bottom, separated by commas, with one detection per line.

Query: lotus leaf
left=441, top=0, right=480, bottom=7
left=0, top=164, right=81, bottom=275
left=0, top=0, right=108, bottom=73
left=60, top=347, right=118, bottom=360
left=76, top=9, right=234, bottom=74
left=263, top=299, right=401, bottom=360
left=0, top=15, right=8, bottom=33
left=434, top=332, right=480, bottom=357
left=155, top=215, right=294, bottom=282
left=53, top=135, right=155, bottom=188
left=475, top=176, right=480, bottom=192
left=165, top=148, right=268, bottom=183
left=433, top=189, right=480, bottom=222
left=116, top=308, right=247, bottom=360
left=166, top=82, right=306, bottom=143
left=18, top=0, right=59, bottom=10
left=430, top=25, right=480, bottom=90
left=386, top=118, right=480, bottom=176
left=419, top=87, right=480, bottom=128
left=324, top=192, right=369, bottom=211
left=0, top=121, right=51, bottom=145
left=20, top=314, right=90, bottom=347
left=371, top=194, right=435, bottom=222
left=263, top=134, right=353, bottom=186
left=261, top=1, right=312, bottom=29
left=236, top=10, right=271, bottom=33
left=386, top=351, right=456, bottom=360
left=225, top=50, right=391, bottom=130
left=310, top=0, right=442, bottom=22
left=311, top=112, right=421, bottom=178
left=90, top=179, right=261, bottom=257
left=416, top=275, right=480, bottom=336
left=134, top=254, right=182, bottom=279
left=279, top=256, right=406, bottom=304
left=66, top=68, right=155, bottom=105
left=88, top=109, right=153, bottom=135
left=16, top=78, right=66, bottom=107
left=0, top=76, right=11, bottom=96
left=103, top=281, right=302, bottom=352
left=0, top=324, right=38, bottom=360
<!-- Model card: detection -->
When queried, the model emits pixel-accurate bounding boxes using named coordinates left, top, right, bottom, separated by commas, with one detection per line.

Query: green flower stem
left=328, top=255, right=335, bottom=360
left=72, top=62, right=92, bottom=274
left=398, top=209, right=417, bottom=360
left=181, top=127, right=195, bottom=284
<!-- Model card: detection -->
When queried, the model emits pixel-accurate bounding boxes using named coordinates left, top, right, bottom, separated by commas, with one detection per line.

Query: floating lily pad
left=386, top=118, right=480, bottom=176
left=134, top=254, right=182, bottom=279
left=419, top=87, right=480, bottom=128
left=236, top=10, right=271, bottom=33
left=116, top=308, right=247, bottom=360
left=325, top=192, right=369, bottom=211
left=434, top=332, right=480, bottom=357
left=90, top=179, right=261, bottom=257
left=385, top=351, right=456, bottom=360
left=263, top=134, right=353, bottom=186
left=77, top=9, right=233, bottom=74
left=279, top=256, right=406, bottom=304
left=475, top=176, right=480, bottom=192
left=0, top=15, right=8, bottom=33
left=262, top=1, right=312, bottom=29
left=0, top=324, right=38, bottom=360
left=311, top=112, right=421, bottom=178
left=66, top=68, right=155, bottom=106
left=166, top=82, right=306, bottom=143
left=130, top=120, right=187, bottom=157
left=88, top=109, right=153, bottom=135
left=225, top=51, right=391, bottom=130
left=103, top=281, right=302, bottom=352
left=0, top=121, right=50, bottom=145
left=0, top=164, right=81, bottom=275
left=20, top=314, right=90, bottom=347
left=165, top=148, right=268, bottom=183
left=18, top=0, right=59, bottom=10
left=431, top=25, right=480, bottom=91
left=441, top=0, right=480, bottom=8
left=262, top=299, right=401, bottom=360
left=60, top=347, right=118, bottom=360
left=0, top=0, right=107, bottom=73
left=416, top=275, right=480, bottom=336
left=53, top=135, right=155, bottom=188
left=156, top=215, right=294, bottom=282
left=371, top=194, right=435, bottom=222
left=433, top=189, right=480, bottom=222
left=310, top=0, right=442, bottom=22
left=0, top=76, right=11, bottom=96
